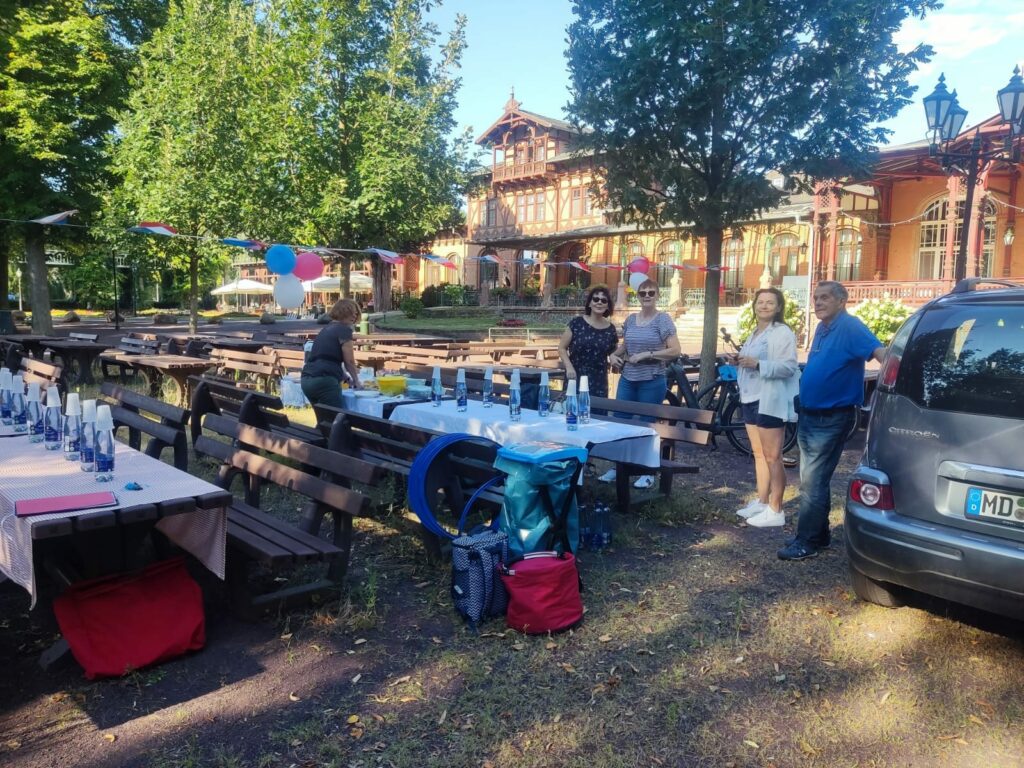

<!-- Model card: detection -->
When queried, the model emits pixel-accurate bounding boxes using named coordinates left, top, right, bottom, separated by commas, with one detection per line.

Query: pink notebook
left=15, top=491, right=118, bottom=517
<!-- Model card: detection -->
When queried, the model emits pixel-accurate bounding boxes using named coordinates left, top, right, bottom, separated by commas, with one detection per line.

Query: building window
left=535, top=192, right=546, bottom=222
left=486, top=198, right=497, bottom=228
left=769, top=233, right=800, bottom=279
left=835, top=228, right=862, bottom=281
left=517, top=194, right=526, bottom=223
left=656, top=239, right=681, bottom=290
left=723, top=236, right=744, bottom=289
left=536, top=141, right=546, bottom=162
left=571, top=189, right=583, bottom=219
left=917, top=197, right=998, bottom=279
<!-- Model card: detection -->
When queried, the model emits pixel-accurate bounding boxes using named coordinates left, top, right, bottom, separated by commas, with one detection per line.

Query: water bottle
left=303, top=339, right=314, bottom=364
left=0, top=368, right=12, bottom=425
left=94, top=404, right=115, bottom=482
left=579, top=503, right=592, bottom=548
left=509, top=370, right=521, bottom=422
left=11, top=374, right=26, bottom=433
left=455, top=368, right=468, bottom=412
left=537, top=371, right=550, bottom=417
left=589, top=502, right=611, bottom=550
left=80, top=399, right=97, bottom=472
left=482, top=367, right=494, bottom=408
left=26, top=383, right=43, bottom=443
left=63, top=393, right=82, bottom=461
left=579, top=375, right=591, bottom=425
left=431, top=366, right=443, bottom=407
left=565, top=379, right=579, bottom=431
left=43, top=386, right=62, bottom=451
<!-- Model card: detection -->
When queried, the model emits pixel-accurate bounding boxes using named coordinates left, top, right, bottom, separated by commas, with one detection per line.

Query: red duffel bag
left=500, top=551, right=583, bottom=634
left=53, top=557, right=205, bottom=679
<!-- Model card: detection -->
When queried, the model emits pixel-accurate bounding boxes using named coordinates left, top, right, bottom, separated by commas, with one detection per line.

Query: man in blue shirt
left=778, top=281, right=886, bottom=561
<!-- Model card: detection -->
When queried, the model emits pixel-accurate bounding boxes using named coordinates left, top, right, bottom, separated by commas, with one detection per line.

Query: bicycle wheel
left=723, top=399, right=799, bottom=456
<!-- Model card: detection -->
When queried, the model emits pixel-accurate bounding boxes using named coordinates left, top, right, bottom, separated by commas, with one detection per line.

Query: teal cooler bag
left=494, top=441, right=588, bottom=560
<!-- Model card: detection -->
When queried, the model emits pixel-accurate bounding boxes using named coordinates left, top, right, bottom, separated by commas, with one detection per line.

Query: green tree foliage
left=566, top=0, right=938, bottom=386
left=0, top=0, right=165, bottom=329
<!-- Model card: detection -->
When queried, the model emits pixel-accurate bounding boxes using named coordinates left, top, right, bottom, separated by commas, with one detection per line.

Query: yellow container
left=376, top=375, right=407, bottom=396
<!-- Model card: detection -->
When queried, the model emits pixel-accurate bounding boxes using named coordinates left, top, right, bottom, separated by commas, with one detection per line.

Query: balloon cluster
left=265, top=245, right=324, bottom=309
left=626, top=256, right=651, bottom=292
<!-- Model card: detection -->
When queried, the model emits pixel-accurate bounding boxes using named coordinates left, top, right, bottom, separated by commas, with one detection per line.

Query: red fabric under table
left=53, top=557, right=205, bottom=679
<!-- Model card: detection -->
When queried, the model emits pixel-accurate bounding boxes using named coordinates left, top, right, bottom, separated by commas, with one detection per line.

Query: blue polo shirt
left=800, top=312, right=881, bottom=409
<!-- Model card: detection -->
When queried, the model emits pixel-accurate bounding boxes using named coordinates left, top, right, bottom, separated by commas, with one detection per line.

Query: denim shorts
left=741, top=400, right=784, bottom=429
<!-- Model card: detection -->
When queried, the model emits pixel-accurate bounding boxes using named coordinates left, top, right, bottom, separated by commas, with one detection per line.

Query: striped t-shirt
left=622, top=312, right=677, bottom=382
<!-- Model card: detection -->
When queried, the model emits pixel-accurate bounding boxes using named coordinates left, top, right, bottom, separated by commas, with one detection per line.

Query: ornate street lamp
left=923, top=68, right=1024, bottom=281
left=15, top=268, right=22, bottom=312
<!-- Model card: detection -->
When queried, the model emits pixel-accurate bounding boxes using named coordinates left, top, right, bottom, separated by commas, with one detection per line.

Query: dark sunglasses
left=590, top=296, right=609, bottom=304
left=638, top=289, right=657, bottom=297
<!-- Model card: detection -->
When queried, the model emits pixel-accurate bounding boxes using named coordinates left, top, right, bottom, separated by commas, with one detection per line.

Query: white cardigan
left=742, top=323, right=800, bottom=422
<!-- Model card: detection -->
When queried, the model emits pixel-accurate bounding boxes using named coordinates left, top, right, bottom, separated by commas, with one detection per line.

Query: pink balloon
left=628, top=257, right=650, bottom=274
left=292, top=251, right=325, bottom=281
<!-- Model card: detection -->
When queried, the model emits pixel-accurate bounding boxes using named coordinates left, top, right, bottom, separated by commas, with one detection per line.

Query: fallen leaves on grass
left=598, top=634, right=612, bottom=643
left=388, top=675, right=411, bottom=687
left=288, top=692, right=300, bottom=702
left=102, top=734, right=116, bottom=743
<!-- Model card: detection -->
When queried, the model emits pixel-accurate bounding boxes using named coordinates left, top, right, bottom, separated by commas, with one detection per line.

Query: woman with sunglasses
left=558, top=284, right=618, bottom=398
left=602, top=278, right=680, bottom=488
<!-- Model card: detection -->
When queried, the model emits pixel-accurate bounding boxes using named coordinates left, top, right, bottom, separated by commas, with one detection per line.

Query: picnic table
left=40, top=338, right=112, bottom=385
left=388, top=399, right=661, bottom=469
left=128, top=354, right=213, bottom=405
left=0, top=334, right=58, bottom=359
left=0, top=426, right=230, bottom=608
left=205, top=337, right=271, bottom=352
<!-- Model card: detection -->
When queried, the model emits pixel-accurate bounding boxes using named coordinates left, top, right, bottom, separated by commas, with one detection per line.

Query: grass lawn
left=2, top=382, right=1023, bottom=768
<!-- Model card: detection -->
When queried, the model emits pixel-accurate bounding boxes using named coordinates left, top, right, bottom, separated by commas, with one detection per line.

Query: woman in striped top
left=600, top=278, right=681, bottom=488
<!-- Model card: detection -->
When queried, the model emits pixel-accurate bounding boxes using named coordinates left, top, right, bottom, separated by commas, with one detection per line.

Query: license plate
left=965, top=486, right=1024, bottom=524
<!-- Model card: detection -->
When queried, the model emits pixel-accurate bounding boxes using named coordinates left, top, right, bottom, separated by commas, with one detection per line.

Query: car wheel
left=848, top=562, right=904, bottom=608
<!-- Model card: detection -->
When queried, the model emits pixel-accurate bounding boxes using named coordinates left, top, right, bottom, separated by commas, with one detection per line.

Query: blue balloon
left=266, top=244, right=296, bottom=275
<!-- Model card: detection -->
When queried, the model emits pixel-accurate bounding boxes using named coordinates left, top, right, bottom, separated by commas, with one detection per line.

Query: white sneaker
left=746, top=507, right=785, bottom=528
left=633, top=474, right=656, bottom=489
left=598, top=468, right=617, bottom=483
left=736, top=499, right=766, bottom=519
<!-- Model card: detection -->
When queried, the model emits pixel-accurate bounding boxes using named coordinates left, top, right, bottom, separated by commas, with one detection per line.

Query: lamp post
left=922, top=68, right=1024, bottom=282
left=15, top=268, right=22, bottom=312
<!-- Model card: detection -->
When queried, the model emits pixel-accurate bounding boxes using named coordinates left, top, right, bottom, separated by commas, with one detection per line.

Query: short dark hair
left=753, top=287, right=787, bottom=325
left=329, top=298, right=361, bottom=323
left=583, top=284, right=614, bottom=317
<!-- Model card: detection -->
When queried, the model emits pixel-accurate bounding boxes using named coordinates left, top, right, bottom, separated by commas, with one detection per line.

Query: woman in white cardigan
left=733, top=288, right=800, bottom=528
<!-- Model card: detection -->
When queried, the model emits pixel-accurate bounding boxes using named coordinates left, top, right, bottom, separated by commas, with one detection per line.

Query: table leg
left=76, top=351, right=96, bottom=385
left=167, top=372, right=190, bottom=407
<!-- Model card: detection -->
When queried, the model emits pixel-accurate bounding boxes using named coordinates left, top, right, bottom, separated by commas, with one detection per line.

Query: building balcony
left=491, top=161, right=555, bottom=184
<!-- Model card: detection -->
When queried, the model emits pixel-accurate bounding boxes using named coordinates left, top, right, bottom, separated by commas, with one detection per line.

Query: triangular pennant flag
left=221, top=237, right=266, bottom=250
left=31, top=210, right=78, bottom=226
left=368, top=247, right=403, bottom=264
left=129, top=221, right=178, bottom=236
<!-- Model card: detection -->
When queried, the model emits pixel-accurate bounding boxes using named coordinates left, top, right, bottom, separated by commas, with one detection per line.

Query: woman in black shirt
left=300, top=298, right=362, bottom=407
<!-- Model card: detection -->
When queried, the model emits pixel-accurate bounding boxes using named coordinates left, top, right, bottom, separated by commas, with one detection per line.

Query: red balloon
left=292, top=251, right=325, bottom=281
left=628, top=257, right=650, bottom=274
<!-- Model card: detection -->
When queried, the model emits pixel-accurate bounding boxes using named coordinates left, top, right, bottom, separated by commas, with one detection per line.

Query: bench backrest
left=100, top=382, right=190, bottom=469
left=68, top=332, right=99, bottom=342
left=196, top=414, right=378, bottom=516
left=118, top=336, right=161, bottom=355
left=188, top=374, right=291, bottom=443
left=588, top=396, right=714, bottom=447
left=101, top=381, right=189, bottom=426
left=20, top=356, right=63, bottom=391
left=273, top=347, right=306, bottom=377
left=210, top=347, right=276, bottom=378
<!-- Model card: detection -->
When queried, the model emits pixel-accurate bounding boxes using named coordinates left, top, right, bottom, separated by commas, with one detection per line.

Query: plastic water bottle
left=63, top=393, right=82, bottom=461
left=509, top=370, right=522, bottom=422
left=589, top=502, right=611, bottom=550
left=0, top=368, right=12, bottom=425
left=565, top=379, right=579, bottom=431
left=26, top=383, right=43, bottom=443
left=94, top=404, right=115, bottom=482
left=482, top=366, right=494, bottom=408
left=303, top=339, right=314, bottom=364
left=80, top=399, right=97, bottom=472
left=579, top=375, right=592, bottom=425
left=537, top=371, right=550, bottom=417
left=43, top=386, right=63, bottom=451
left=431, top=366, right=443, bottom=407
left=455, top=368, right=468, bottom=412
left=11, top=374, right=26, bottom=433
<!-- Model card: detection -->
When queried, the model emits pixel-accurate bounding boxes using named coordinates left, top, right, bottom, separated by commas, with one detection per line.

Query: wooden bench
left=98, top=334, right=163, bottom=380
left=68, top=332, right=99, bottom=342
left=195, top=414, right=381, bottom=617
left=20, top=356, right=64, bottom=393
left=314, top=406, right=504, bottom=560
left=189, top=375, right=322, bottom=446
left=209, top=346, right=276, bottom=389
left=589, top=396, right=715, bottom=511
left=99, top=382, right=190, bottom=471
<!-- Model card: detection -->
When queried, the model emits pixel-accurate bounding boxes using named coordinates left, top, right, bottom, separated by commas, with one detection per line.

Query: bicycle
left=664, top=328, right=799, bottom=457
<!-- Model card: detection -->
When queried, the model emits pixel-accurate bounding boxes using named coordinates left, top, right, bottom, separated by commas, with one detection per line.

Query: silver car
left=845, top=279, right=1024, bottom=619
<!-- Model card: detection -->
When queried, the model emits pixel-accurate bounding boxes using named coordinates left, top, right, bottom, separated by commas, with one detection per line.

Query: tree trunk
left=26, top=227, right=54, bottom=334
left=0, top=223, right=9, bottom=311
left=698, top=227, right=724, bottom=391
left=340, top=257, right=351, bottom=299
left=372, top=258, right=392, bottom=313
left=189, top=247, right=199, bottom=334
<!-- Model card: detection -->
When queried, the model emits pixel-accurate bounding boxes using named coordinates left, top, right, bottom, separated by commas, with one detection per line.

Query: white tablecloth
left=340, top=390, right=418, bottom=418
left=389, top=400, right=661, bottom=468
left=0, top=433, right=227, bottom=606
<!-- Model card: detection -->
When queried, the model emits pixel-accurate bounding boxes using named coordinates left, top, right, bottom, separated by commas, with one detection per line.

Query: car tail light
left=850, top=479, right=895, bottom=510
left=879, top=353, right=901, bottom=390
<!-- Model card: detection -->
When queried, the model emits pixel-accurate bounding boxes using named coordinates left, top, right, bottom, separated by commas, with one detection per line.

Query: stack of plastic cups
left=80, top=399, right=97, bottom=471
left=11, top=374, right=26, bottom=433
left=0, top=368, right=12, bottom=425
left=579, top=375, right=591, bottom=424
left=43, top=386, right=63, bottom=451
left=455, top=368, right=467, bottom=412
left=509, top=369, right=522, bottom=422
left=482, top=366, right=494, bottom=408
left=63, top=393, right=82, bottom=461
left=94, top=404, right=115, bottom=482
left=26, top=383, right=43, bottom=443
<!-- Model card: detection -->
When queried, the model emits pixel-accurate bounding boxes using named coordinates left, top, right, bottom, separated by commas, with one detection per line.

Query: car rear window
left=896, top=302, right=1024, bottom=419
